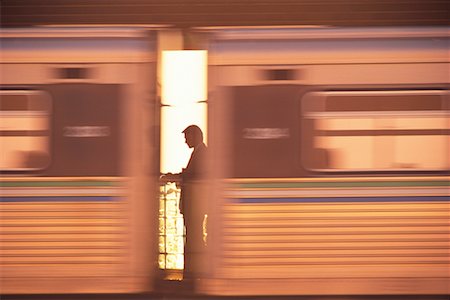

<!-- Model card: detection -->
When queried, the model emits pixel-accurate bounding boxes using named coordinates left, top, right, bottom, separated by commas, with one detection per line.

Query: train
left=0, top=26, right=160, bottom=294
left=0, top=25, right=449, bottom=296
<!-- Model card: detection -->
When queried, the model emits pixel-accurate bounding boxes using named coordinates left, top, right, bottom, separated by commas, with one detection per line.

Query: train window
left=0, top=91, right=51, bottom=171
left=301, top=90, right=449, bottom=172
left=230, top=85, right=301, bottom=178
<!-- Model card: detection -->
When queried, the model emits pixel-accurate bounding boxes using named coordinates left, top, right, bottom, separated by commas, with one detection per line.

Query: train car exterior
left=0, top=27, right=160, bottom=294
left=199, top=27, right=450, bottom=296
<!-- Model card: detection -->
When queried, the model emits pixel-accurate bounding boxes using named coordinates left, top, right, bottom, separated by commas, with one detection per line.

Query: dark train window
left=229, top=85, right=300, bottom=178
left=301, top=90, right=449, bottom=172
left=44, top=84, right=122, bottom=176
left=0, top=91, right=51, bottom=171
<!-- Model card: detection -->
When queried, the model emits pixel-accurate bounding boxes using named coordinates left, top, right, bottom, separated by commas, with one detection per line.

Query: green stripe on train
left=0, top=181, right=119, bottom=187
left=234, top=181, right=450, bottom=189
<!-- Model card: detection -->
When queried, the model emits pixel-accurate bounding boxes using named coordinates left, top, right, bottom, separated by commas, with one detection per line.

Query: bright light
left=161, top=50, right=207, bottom=106
left=160, top=50, right=207, bottom=173
left=161, top=105, right=207, bottom=173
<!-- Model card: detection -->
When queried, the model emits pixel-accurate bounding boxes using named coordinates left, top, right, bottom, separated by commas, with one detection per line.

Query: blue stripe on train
left=0, top=196, right=119, bottom=202
left=234, top=196, right=450, bottom=203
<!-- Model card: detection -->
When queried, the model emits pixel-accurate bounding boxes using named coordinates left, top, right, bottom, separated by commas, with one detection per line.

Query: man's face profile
left=184, top=132, right=195, bottom=148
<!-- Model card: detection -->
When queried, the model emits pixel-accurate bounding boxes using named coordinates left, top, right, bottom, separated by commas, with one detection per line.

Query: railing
left=158, top=182, right=184, bottom=271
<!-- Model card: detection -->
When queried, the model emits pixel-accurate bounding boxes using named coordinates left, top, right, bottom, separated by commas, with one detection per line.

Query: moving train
left=0, top=25, right=449, bottom=296
left=0, top=26, right=159, bottom=293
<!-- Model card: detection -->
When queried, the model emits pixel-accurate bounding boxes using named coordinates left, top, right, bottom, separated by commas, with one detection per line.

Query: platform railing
left=158, top=182, right=184, bottom=271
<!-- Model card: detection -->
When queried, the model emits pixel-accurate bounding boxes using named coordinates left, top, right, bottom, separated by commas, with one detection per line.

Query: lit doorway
left=158, top=50, right=207, bottom=279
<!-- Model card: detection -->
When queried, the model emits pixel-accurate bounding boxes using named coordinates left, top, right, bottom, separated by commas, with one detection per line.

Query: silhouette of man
left=161, top=125, right=208, bottom=280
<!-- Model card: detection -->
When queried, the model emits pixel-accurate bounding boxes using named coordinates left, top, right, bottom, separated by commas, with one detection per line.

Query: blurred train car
left=199, top=26, right=450, bottom=296
left=1, top=25, right=449, bottom=298
left=0, top=27, right=160, bottom=293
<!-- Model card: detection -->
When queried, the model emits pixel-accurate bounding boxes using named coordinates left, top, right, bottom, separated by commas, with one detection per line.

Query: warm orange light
left=160, top=50, right=207, bottom=173
left=159, top=50, right=207, bottom=270
left=161, top=51, right=207, bottom=106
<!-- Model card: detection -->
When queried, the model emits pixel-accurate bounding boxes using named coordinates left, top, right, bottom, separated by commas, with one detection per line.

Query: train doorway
left=158, top=50, right=207, bottom=281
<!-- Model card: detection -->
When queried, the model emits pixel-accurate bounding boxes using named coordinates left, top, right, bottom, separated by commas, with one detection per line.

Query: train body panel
left=0, top=27, right=159, bottom=294
left=1, top=25, right=449, bottom=297
left=201, top=26, right=450, bottom=295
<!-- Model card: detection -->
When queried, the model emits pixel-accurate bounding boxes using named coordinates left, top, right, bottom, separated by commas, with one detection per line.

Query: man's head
left=182, top=125, right=204, bottom=148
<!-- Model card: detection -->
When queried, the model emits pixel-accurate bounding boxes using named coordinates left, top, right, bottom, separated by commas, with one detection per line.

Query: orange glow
left=159, top=50, right=207, bottom=271
left=160, top=50, right=207, bottom=173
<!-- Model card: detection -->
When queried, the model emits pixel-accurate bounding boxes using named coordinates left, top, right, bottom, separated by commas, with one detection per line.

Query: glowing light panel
left=160, top=50, right=207, bottom=173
